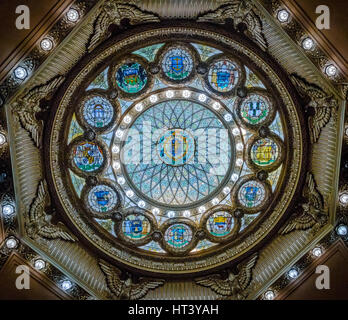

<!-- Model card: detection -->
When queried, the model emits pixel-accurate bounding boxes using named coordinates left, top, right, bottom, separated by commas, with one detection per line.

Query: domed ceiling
left=1, top=0, right=347, bottom=300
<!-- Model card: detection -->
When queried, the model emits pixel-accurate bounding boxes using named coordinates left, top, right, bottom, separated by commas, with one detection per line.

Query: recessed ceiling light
left=264, top=290, right=275, bottom=300
left=34, top=259, right=46, bottom=270
left=116, top=130, right=123, bottom=138
left=325, top=64, right=337, bottom=77
left=339, top=192, right=348, bottom=205
left=236, top=158, right=243, bottom=166
left=231, top=173, right=239, bottom=181
left=40, top=38, right=53, bottom=51
left=5, top=237, right=18, bottom=249
left=312, top=247, right=322, bottom=257
left=336, top=224, right=348, bottom=236
left=61, top=280, right=73, bottom=290
left=236, top=143, right=244, bottom=151
left=66, top=8, right=79, bottom=22
left=0, top=133, right=6, bottom=145
left=288, top=268, right=299, bottom=279
left=345, top=127, right=348, bottom=137
left=2, top=204, right=14, bottom=216
left=277, top=9, right=290, bottom=23
left=302, top=37, right=314, bottom=50
left=14, top=66, right=27, bottom=80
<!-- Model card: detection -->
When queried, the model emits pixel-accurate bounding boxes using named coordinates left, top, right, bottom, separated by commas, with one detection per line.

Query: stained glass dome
left=56, top=30, right=292, bottom=269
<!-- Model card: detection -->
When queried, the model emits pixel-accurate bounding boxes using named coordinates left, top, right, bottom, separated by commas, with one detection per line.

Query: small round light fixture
left=231, top=173, right=239, bottom=182
left=116, top=129, right=123, bottom=138
left=123, top=115, right=132, bottom=124
left=61, top=280, right=73, bottom=290
left=66, top=8, right=79, bottom=22
left=126, top=190, right=134, bottom=198
left=264, top=290, right=275, bottom=300
left=198, top=94, right=207, bottom=102
left=138, top=200, right=146, bottom=208
left=2, top=204, right=14, bottom=216
left=117, top=177, right=125, bottom=185
left=345, top=127, right=348, bottom=137
left=166, top=90, right=174, bottom=99
left=336, top=224, right=348, bottom=236
left=183, top=210, right=191, bottom=218
left=152, top=207, right=160, bottom=215
left=5, top=237, right=18, bottom=249
left=223, top=187, right=231, bottom=195
left=224, top=113, right=233, bottom=122
left=14, top=66, right=28, bottom=80
left=288, top=268, right=299, bottom=279
left=302, top=37, right=314, bottom=50
left=232, top=128, right=240, bottom=136
left=112, top=145, right=120, bottom=153
left=277, top=9, right=290, bottom=23
left=113, top=161, right=120, bottom=170
left=325, top=64, right=337, bottom=77
left=236, top=158, right=243, bottom=166
left=182, top=90, right=191, bottom=98
left=135, top=103, right=143, bottom=112
left=34, top=259, right=46, bottom=270
left=312, top=247, right=323, bottom=257
left=40, top=38, right=53, bottom=51
left=167, top=211, right=175, bottom=218
left=212, top=102, right=221, bottom=110
left=198, top=206, right=206, bottom=214
left=236, top=143, right=244, bottom=151
left=0, top=133, right=6, bottom=145
left=339, top=192, right=348, bottom=205
left=211, top=198, right=219, bottom=205
left=149, top=94, right=158, bottom=103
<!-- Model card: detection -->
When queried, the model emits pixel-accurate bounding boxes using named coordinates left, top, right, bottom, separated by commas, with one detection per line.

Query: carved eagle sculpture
left=198, top=0, right=268, bottom=50
left=290, top=74, right=337, bottom=144
left=99, top=260, right=165, bottom=300
left=280, top=173, right=327, bottom=235
left=26, top=180, right=76, bottom=241
left=14, top=75, right=65, bottom=149
left=88, top=2, right=160, bottom=52
left=195, top=253, right=258, bottom=300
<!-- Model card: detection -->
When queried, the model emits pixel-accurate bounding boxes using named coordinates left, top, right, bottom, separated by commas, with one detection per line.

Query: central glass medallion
left=122, top=99, right=234, bottom=208
left=157, top=129, right=195, bottom=166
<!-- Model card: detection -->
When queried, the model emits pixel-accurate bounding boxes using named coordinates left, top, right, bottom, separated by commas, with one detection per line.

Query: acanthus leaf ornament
left=26, top=180, right=77, bottom=242
left=197, top=1, right=268, bottom=51
left=13, top=75, right=65, bottom=149
left=290, top=74, right=338, bottom=144
left=99, top=260, right=164, bottom=300
left=87, top=1, right=160, bottom=52
left=280, top=173, right=327, bottom=235
left=194, top=253, right=258, bottom=300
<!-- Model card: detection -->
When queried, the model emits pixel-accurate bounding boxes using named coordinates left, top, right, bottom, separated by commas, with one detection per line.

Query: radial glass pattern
left=123, top=99, right=233, bottom=208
